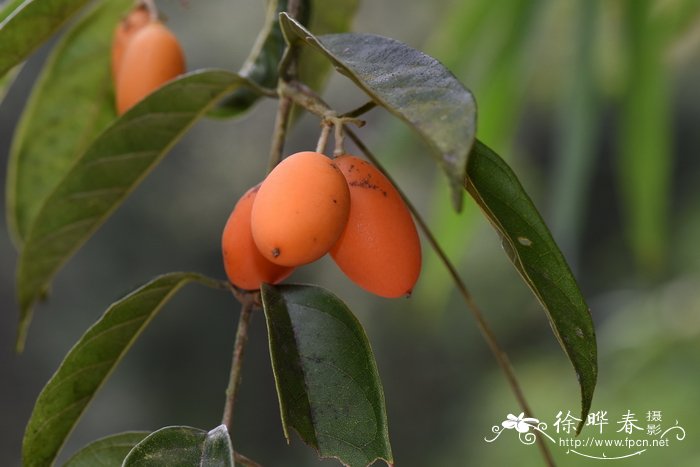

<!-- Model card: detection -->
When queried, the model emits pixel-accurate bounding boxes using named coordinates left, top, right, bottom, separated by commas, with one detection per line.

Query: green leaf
left=0, top=0, right=94, bottom=78
left=212, top=0, right=310, bottom=118
left=6, top=0, right=132, bottom=245
left=15, top=70, right=253, bottom=351
left=619, top=0, right=671, bottom=273
left=63, top=432, right=149, bottom=467
left=0, top=62, right=20, bottom=102
left=465, top=140, right=597, bottom=432
left=260, top=283, right=392, bottom=467
left=22, top=272, right=225, bottom=467
left=296, top=0, right=359, bottom=94
left=0, top=0, right=26, bottom=23
left=122, top=425, right=234, bottom=467
left=280, top=13, right=476, bottom=212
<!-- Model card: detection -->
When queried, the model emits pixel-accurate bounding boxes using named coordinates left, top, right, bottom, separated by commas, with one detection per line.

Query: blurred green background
left=2, top=0, right=700, bottom=465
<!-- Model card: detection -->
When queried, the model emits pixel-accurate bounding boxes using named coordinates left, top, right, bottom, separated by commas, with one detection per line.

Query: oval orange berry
left=111, top=5, right=151, bottom=82
left=222, top=185, right=294, bottom=290
left=330, top=155, right=421, bottom=298
left=115, top=21, right=185, bottom=114
left=251, top=151, right=351, bottom=267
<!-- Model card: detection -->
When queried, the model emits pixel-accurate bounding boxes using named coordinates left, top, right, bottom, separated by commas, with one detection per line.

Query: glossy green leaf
left=280, top=13, right=476, bottom=212
left=123, top=425, right=234, bottom=467
left=63, top=432, right=149, bottom=467
left=22, top=273, right=225, bottom=467
left=261, top=283, right=392, bottom=467
left=296, top=0, right=359, bottom=94
left=15, top=70, right=253, bottom=351
left=6, top=0, right=131, bottom=245
left=212, top=0, right=310, bottom=118
left=0, top=0, right=94, bottom=78
left=465, top=140, right=597, bottom=432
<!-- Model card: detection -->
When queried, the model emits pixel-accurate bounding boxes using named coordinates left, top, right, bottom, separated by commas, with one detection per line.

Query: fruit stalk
left=222, top=294, right=256, bottom=434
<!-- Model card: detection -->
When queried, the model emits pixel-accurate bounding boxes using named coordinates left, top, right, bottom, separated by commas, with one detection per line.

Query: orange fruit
left=330, top=155, right=421, bottom=298
left=222, top=185, right=294, bottom=290
left=251, top=151, right=351, bottom=266
left=111, top=5, right=151, bottom=82
left=115, top=22, right=185, bottom=114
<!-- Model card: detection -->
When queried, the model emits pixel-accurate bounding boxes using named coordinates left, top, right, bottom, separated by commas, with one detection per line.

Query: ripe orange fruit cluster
left=221, top=151, right=422, bottom=298
left=111, top=6, right=186, bottom=115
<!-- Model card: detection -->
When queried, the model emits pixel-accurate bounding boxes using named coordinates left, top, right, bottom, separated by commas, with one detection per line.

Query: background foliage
left=1, top=0, right=700, bottom=465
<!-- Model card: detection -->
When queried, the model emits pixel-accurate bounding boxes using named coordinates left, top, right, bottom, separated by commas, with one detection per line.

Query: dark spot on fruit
left=349, top=176, right=381, bottom=192
left=272, top=248, right=280, bottom=257
left=332, top=198, right=337, bottom=204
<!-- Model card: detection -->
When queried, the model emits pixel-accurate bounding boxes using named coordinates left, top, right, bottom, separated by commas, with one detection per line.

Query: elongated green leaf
left=6, top=0, right=131, bottom=245
left=212, top=0, right=310, bottom=118
left=619, top=0, right=671, bottom=273
left=22, top=272, right=226, bottom=467
left=63, top=432, right=149, bottom=467
left=465, top=140, right=597, bottom=432
left=123, top=425, right=234, bottom=467
left=0, top=0, right=94, bottom=78
left=15, top=70, right=253, bottom=351
left=261, top=284, right=392, bottom=467
left=280, top=13, right=476, bottom=212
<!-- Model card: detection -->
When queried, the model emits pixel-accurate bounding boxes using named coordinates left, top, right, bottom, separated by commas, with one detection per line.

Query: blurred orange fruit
left=111, top=5, right=151, bottom=82
left=115, top=21, right=185, bottom=114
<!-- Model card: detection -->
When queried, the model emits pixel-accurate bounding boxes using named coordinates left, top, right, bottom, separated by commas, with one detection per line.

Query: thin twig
left=316, top=122, right=332, bottom=154
left=345, top=129, right=557, bottom=467
left=267, top=96, right=293, bottom=171
left=341, top=100, right=377, bottom=119
left=267, top=0, right=304, bottom=171
left=333, top=121, right=345, bottom=156
left=222, top=296, right=256, bottom=432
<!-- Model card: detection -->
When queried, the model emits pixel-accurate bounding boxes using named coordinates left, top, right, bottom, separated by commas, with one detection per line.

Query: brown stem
left=222, top=297, right=256, bottom=433
left=345, top=129, right=556, bottom=467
